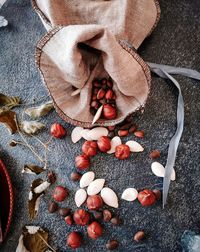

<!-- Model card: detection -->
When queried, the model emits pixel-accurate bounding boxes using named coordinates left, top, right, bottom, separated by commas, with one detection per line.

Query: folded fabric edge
left=35, top=26, right=151, bottom=128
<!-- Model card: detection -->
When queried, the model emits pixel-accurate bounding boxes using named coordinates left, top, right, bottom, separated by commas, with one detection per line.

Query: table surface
left=0, top=0, right=200, bottom=251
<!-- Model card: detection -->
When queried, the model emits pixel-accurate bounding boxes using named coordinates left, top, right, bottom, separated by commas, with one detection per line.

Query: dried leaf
left=22, top=164, right=45, bottom=175
left=0, top=93, right=20, bottom=109
left=21, top=121, right=45, bottom=135
left=25, top=101, right=54, bottom=119
left=28, top=179, right=50, bottom=220
left=0, top=110, right=17, bottom=134
left=16, top=226, right=55, bottom=252
left=0, top=16, right=8, bottom=27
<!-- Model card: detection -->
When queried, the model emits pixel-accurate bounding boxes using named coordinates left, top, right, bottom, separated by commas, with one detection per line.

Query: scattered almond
left=151, top=162, right=176, bottom=181
left=125, top=140, right=144, bottom=152
left=80, top=171, right=95, bottom=188
left=75, top=189, right=87, bottom=207
left=92, top=105, right=103, bottom=124
left=121, top=188, right=138, bottom=201
left=149, top=150, right=161, bottom=159
left=107, top=136, right=122, bottom=154
left=87, top=179, right=105, bottom=195
left=71, top=127, right=83, bottom=143
left=87, top=127, right=108, bottom=140
left=134, top=130, right=144, bottom=138
left=101, top=187, right=118, bottom=208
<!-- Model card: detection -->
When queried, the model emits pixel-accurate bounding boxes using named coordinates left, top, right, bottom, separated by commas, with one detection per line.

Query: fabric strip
left=147, top=62, right=200, bottom=207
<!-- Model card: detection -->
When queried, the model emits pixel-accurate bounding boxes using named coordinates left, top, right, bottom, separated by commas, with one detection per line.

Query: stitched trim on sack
left=35, top=26, right=151, bottom=128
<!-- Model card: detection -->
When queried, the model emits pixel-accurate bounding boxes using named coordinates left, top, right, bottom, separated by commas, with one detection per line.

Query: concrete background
left=0, top=0, right=200, bottom=251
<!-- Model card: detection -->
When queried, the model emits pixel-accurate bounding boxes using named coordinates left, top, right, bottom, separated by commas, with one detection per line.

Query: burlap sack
left=33, top=0, right=160, bottom=127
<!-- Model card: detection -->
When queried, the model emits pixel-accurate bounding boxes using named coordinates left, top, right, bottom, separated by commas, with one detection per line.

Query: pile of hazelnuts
left=90, top=77, right=117, bottom=120
left=48, top=183, right=122, bottom=249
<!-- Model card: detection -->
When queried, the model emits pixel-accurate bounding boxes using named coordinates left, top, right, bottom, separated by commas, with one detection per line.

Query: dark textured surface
left=0, top=0, right=200, bottom=251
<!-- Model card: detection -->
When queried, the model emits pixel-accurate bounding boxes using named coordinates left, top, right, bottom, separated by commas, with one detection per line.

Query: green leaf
left=22, top=164, right=45, bottom=175
left=0, top=110, right=17, bottom=134
left=16, top=226, right=55, bottom=252
left=25, top=101, right=54, bottom=119
left=0, top=93, right=20, bottom=110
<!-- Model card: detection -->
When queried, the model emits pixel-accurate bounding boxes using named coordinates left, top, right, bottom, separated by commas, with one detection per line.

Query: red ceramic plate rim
left=0, top=159, right=14, bottom=241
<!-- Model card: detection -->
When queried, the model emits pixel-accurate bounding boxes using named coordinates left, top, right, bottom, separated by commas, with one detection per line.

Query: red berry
left=73, top=209, right=90, bottom=226
left=67, top=231, right=82, bottom=249
left=50, top=123, right=66, bottom=138
left=87, top=221, right=103, bottom=239
left=82, top=141, right=98, bottom=157
left=53, top=186, right=68, bottom=202
left=75, top=154, right=90, bottom=170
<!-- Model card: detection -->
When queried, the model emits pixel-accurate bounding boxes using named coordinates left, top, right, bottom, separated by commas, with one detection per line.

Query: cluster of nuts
left=138, top=189, right=161, bottom=206
left=90, top=78, right=117, bottom=120
left=107, top=114, right=144, bottom=139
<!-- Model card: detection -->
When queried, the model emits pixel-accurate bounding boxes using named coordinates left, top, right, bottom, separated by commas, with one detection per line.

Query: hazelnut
left=91, top=100, right=99, bottom=108
left=118, top=129, right=129, bottom=137
left=93, top=79, right=101, bottom=87
left=105, top=89, right=114, bottom=100
left=149, top=150, right=161, bottom=159
left=87, top=221, right=103, bottom=239
left=110, top=216, right=121, bottom=226
left=70, top=171, right=82, bottom=182
left=59, top=208, right=70, bottom=217
left=133, top=231, right=145, bottom=242
left=103, top=209, right=112, bottom=222
left=87, top=195, right=103, bottom=210
left=115, top=144, right=130, bottom=160
left=106, top=240, right=119, bottom=250
left=82, top=141, right=98, bottom=157
left=48, top=201, right=58, bottom=213
left=119, top=123, right=132, bottom=130
left=107, top=79, right=113, bottom=88
left=108, top=125, right=115, bottom=131
left=53, top=186, right=68, bottom=202
left=92, top=94, right=97, bottom=100
left=134, top=130, right=144, bottom=138
left=97, top=136, right=111, bottom=152
left=65, top=215, right=73, bottom=225
left=50, top=123, right=66, bottom=138
left=67, top=231, right=82, bottom=249
left=47, top=171, right=56, bottom=184
left=75, top=154, right=90, bottom=170
left=152, top=189, right=161, bottom=200
left=103, top=104, right=117, bottom=120
left=97, top=88, right=106, bottom=99
left=129, top=124, right=137, bottom=133
left=101, top=78, right=107, bottom=85
left=93, top=211, right=103, bottom=220
left=138, top=189, right=156, bottom=207
left=73, top=209, right=90, bottom=226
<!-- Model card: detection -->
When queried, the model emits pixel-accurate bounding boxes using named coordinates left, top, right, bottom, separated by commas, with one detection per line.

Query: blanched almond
left=101, top=187, right=118, bottom=208
left=80, top=171, right=95, bottom=188
left=75, top=188, right=87, bottom=207
left=121, top=188, right=138, bottom=201
left=81, top=129, right=93, bottom=141
left=87, top=179, right=105, bottom=195
left=71, top=89, right=81, bottom=96
left=107, top=136, right=122, bottom=154
left=92, top=105, right=103, bottom=124
left=87, top=127, right=108, bottom=140
left=71, top=127, right=83, bottom=143
left=151, top=162, right=176, bottom=181
left=125, top=140, right=144, bottom=152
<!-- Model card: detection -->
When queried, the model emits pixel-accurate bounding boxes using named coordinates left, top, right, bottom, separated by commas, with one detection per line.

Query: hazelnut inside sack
left=35, top=25, right=151, bottom=127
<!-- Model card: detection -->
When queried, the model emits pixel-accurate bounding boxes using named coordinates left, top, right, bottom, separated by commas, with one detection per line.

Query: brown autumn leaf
left=0, top=93, right=20, bottom=110
left=0, top=110, right=17, bottom=134
left=16, top=226, right=55, bottom=252
left=28, top=179, right=51, bottom=220
left=22, top=164, right=45, bottom=175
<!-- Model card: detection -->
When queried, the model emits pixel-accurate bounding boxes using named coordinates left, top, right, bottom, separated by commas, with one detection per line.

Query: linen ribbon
left=147, top=63, right=200, bottom=208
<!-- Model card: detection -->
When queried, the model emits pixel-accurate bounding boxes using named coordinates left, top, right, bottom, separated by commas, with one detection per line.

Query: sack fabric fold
left=33, top=0, right=160, bottom=127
